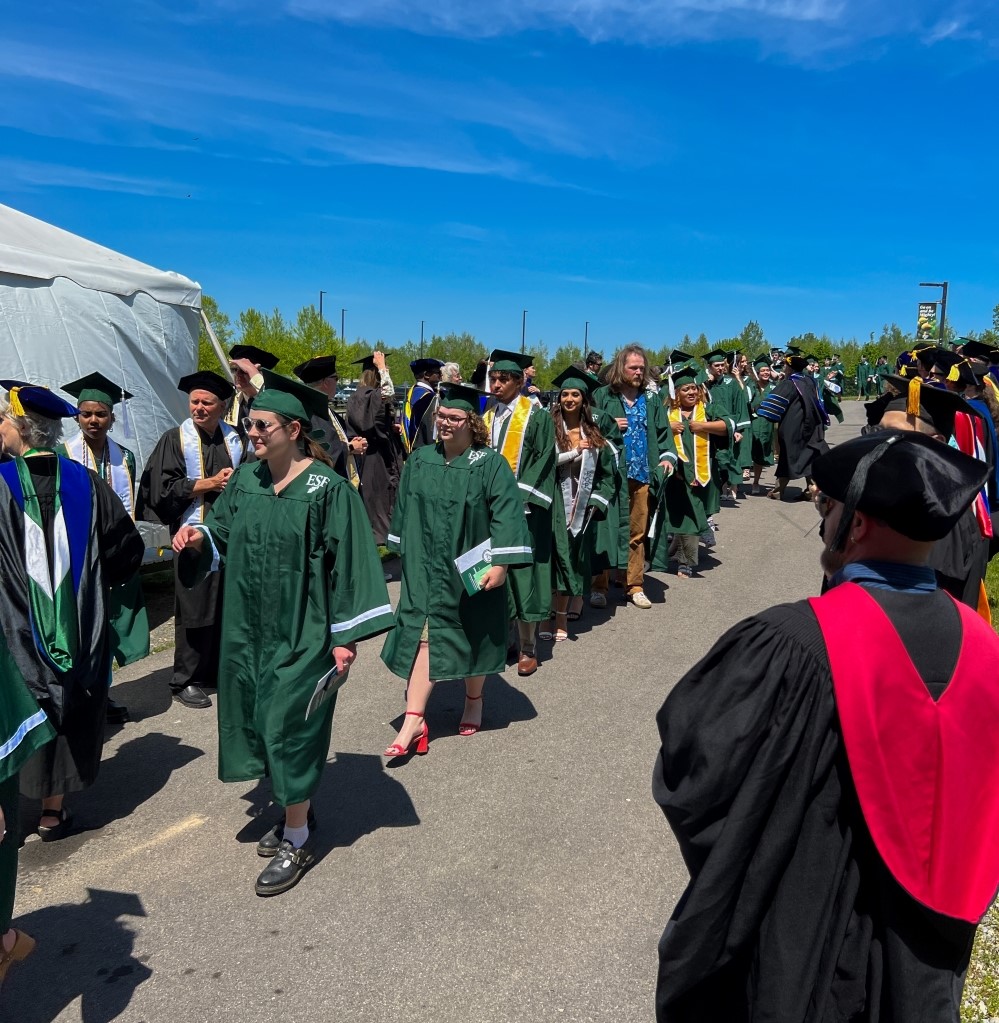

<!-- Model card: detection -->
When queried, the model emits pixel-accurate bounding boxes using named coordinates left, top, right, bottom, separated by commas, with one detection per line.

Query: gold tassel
left=947, top=363, right=961, bottom=383
left=8, top=386, right=24, bottom=417
left=906, top=378, right=921, bottom=417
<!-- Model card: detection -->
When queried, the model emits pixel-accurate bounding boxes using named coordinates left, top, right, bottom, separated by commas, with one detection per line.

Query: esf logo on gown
left=306, top=474, right=330, bottom=494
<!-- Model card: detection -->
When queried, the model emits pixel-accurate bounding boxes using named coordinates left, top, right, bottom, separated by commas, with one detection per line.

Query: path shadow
left=235, top=752, right=421, bottom=855
left=385, top=673, right=538, bottom=755
left=18, top=732, right=203, bottom=863
left=107, top=665, right=174, bottom=722
left=2, top=888, right=151, bottom=1022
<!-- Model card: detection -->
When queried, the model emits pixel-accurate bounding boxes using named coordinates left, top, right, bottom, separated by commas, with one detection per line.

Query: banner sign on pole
left=917, top=302, right=939, bottom=341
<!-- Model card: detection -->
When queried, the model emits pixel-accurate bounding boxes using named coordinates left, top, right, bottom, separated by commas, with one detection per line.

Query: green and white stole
left=178, top=419, right=244, bottom=525
left=64, top=433, right=134, bottom=518
left=11, top=454, right=81, bottom=672
left=559, top=448, right=597, bottom=538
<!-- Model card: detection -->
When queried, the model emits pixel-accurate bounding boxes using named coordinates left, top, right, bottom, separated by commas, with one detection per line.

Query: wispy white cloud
left=0, top=158, right=186, bottom=198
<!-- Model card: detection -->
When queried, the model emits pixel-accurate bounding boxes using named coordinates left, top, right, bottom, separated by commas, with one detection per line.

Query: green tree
left=737, top=320, right=766, bottom=357
left=550, top=343, right=584, bottom=375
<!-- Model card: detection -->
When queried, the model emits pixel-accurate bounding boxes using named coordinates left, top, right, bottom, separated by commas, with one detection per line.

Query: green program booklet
left=454, top=537, right=494, bottom=596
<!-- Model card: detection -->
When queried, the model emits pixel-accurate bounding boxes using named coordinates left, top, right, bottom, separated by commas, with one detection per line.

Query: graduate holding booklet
left=381, top=384, right=532, bottom=755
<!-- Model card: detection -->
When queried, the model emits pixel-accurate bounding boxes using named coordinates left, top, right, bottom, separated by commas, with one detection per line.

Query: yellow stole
left=669, top=402, right=711, bottom=486
left=483, top=397, right=532, bottom=476
left=327, top=410, right=360, bottom=489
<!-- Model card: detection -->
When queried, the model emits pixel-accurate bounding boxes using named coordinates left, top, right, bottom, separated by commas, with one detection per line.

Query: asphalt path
left=6, top=401, right=865, bottom=1023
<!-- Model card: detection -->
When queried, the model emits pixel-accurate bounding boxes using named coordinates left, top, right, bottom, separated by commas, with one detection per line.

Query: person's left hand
left=734, top=431, right=743, bottom=443
left=333, top=643, right=357, bottom=674
left=659, top=460, right=674, bottom=478
left=479, top=565, right=508, bottom=591
left=230, top=357, right=259, bottom=378
left=349, top=437, right=367, bottom=454
left=372, top=351, right=387, bottom=371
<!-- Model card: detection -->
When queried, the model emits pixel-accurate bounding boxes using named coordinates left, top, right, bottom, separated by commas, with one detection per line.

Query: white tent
left=0, top=203, right=200, bottom=473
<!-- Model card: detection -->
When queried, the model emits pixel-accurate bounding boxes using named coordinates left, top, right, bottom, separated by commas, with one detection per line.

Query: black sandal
left=38, top=808, right=73, bottom=842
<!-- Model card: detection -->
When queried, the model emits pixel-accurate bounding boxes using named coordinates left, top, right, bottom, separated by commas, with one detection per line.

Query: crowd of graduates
left=2, top=327, right=999, bottom=986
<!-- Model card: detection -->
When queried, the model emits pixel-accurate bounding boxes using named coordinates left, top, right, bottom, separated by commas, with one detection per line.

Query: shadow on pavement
left=19, top=732, right=204, bottom=861
left=3, top=888, right=151, bottom=1022
left=235, top=752, right=421, bottom=857
left=108, top=665, right=175, bottom=722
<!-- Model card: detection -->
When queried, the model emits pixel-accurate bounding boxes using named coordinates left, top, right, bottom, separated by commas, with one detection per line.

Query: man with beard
left=653, top=430, right=999, bottom=1023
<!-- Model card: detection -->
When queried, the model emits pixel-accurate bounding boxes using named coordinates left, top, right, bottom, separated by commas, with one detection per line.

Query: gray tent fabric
left=0, top=204, right=200, bottom=473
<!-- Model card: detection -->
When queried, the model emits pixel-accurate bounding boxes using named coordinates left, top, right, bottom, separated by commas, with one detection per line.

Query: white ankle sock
left=283, top=824, right=309, bottom=849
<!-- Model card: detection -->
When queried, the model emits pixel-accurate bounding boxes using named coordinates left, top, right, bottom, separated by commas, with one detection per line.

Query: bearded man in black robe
left=653, top=430, right=999, bottom=1023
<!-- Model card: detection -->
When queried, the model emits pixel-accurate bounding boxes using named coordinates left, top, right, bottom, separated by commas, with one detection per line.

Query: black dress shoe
left=255, top=839, right=316, bottom=897
left=256, top=809, right=318, bottom=857
left=106, top=699, right=130, bottom=724
left=172, top=685, right=212, bottom=709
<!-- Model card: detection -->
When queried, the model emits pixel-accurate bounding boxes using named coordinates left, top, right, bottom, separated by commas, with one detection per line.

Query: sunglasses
left=815, top=491, right=834, bottom=516
left=242, top=417, right=284, bottom=434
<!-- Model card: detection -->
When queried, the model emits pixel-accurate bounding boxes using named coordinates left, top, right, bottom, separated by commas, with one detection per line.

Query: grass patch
left=963, top=561, right=999, bottom=1020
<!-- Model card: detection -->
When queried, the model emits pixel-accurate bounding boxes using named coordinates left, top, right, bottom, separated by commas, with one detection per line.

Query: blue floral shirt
left=624, top=393, right=649, bottom=484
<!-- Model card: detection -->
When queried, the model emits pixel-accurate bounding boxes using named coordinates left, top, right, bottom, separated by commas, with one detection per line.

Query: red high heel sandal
left=384, top=711, right=429, bottom=758
left=459, top=695, right=483, bottom=737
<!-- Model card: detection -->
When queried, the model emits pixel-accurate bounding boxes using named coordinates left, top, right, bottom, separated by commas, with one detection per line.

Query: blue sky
left=3, top=1, right=998, bottom=353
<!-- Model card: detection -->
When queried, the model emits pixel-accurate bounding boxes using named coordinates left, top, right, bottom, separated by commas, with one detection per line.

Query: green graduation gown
left=552, top=441, right=618, bottom=596
left=705, top=376, right=750, bottom=487
left=484, top=398, right=557, bottom=623
left=0, top=637, right=55, bottom=930
left=59, top=441, right=149, bottom=666
left=589, top=411, right=628, bottom=576
left=186, top=460, right=394, bottom=806
left=381, top=443, right=532, bottom=681
left=748, top=381, right=777, bottom=466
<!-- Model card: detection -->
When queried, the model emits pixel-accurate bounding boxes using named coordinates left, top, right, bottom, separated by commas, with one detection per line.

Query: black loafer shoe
left=255, top=839, right=316, bottom=897
left=106, top=699, right=130, bottom=724
left=172, top=685, right=212, bottom=709
left=256, top=809, right=318, bottom=857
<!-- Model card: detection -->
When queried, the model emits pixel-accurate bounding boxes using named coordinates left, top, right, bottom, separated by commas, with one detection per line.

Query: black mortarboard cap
left=353, top=354, right=378, bottom=373
left=876, top=375, right=980, bottom=438
left=813, top=429, right=988, bottom=544
left=410, top=358, right=444, bottom=376
left=62, top=371, right=133, bottom=408
left=1, top=381, right=78, bottom=420
left=958, top=339, right=999, bottom=364
left=229, top=345, right=280, bottom=370
left=928, top=350, right=977, bottom=388
left=177, top=371, right=235, bottom=400
left=489, top=349, right=533, bottom=374
left=293, top=355, right=337, bottom=383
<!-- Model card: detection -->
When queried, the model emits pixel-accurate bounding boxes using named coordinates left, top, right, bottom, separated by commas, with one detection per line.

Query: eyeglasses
left=242, top=417, right=284, bottom=434
left=435, top=413, right=468, bottom=427
left=815, top=491, right=834, bottom=517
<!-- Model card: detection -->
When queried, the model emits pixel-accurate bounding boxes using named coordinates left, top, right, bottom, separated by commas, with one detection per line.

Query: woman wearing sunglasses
left=380, top=384, right=531, bottom=755
left=172, top=371, right=394, bottom=897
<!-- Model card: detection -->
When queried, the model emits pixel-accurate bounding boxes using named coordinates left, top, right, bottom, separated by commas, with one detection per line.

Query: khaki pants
left=593, top=478, right=651, bottom=595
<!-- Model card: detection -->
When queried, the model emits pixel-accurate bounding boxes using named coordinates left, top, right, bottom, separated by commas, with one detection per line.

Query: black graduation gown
left=137, top=424, right=243, bottom=627
left=772, top=374, right=828, bottom=479
left=0, top=458, right=143, bottom=798
left=929, top=505, right=989, bottom=610
left=653, top=588, right=976, bottom=1023
left=346, top=387, right=403, bottom=545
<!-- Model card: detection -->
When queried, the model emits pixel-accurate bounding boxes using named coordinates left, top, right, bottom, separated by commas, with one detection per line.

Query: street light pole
left=420, top=320, right=425, bottom=359
left=319, top=290, right=326, bottom=322
left=919, top=281, right=949, bottom=344
left=584, top=321, right=589, bottom=349
left=521, top=309, right=527, bottom=355
left=341, top=308, right=346, bottom=346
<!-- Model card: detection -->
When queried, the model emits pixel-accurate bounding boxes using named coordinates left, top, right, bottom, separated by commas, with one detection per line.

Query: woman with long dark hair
left=172, top=372, right=394, bottom=897
left=381, top=384, right=531, bottom=753
left=543, top=369, right=617, bottom=642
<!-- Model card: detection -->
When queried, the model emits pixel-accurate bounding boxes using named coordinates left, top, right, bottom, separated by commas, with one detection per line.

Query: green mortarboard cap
left=551, top=367, right=596, bottom=397
left=293, top=355, right=337, bottom=383
left=489, top=349, right=533, bottom=374
left=252, top=368, right=330, bottom=424
left=753, top=354, right=771, bottom=368
left=229, top=345, right=280, bottom=370
left=439, top=383, right=484, bottom=415
left=668, top=349, right=695, bottom=365
left=178, top=371, right=235, bottom=400
left=703, top=349, right=729, bottom=365
left=62, top=371, right=132, bottom=409
left=671, top=362, right=706, bottom=386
